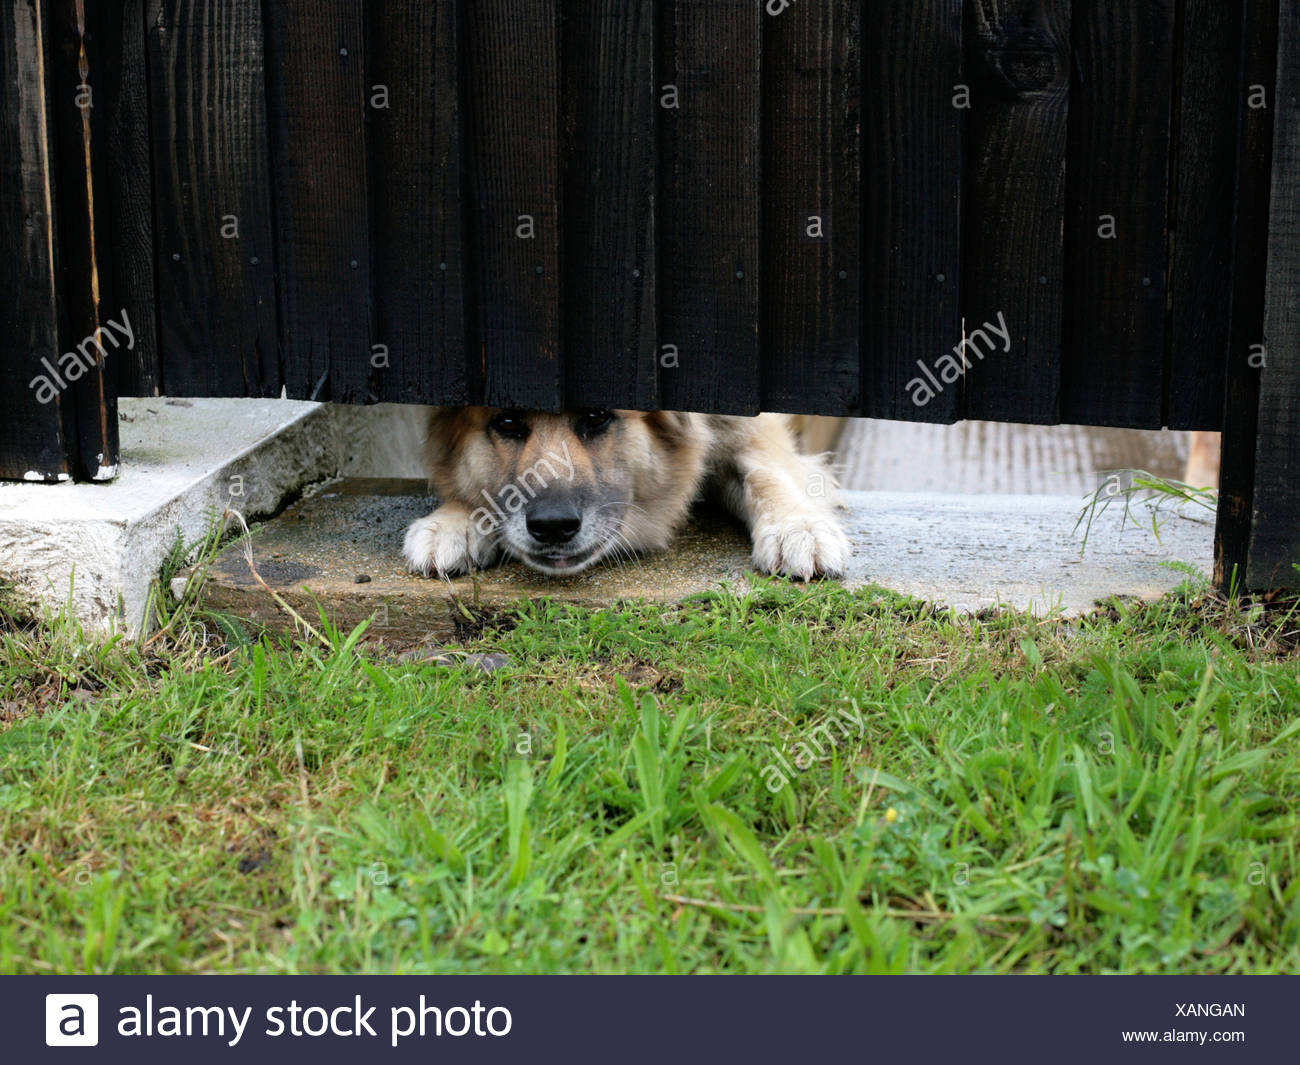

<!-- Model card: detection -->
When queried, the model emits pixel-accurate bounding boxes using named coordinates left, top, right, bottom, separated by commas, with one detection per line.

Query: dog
left=402, top=408, right=851, bottom=581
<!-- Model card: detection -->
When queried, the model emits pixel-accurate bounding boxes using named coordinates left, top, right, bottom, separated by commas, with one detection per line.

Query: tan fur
left=788, top=415, right=847, bottom=457
left=1183, top=430, right=1221, bottom=489
left=403, top=408, right=850, bottom=580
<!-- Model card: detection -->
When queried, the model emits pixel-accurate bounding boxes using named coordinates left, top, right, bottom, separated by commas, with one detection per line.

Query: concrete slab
left=0, top=397, right=337, bottom=633
left=186, top=478, right=1215, bottom=643
left=181, top=479, right=756, bottom=643
left=839, top=490, right=1214, bottom=614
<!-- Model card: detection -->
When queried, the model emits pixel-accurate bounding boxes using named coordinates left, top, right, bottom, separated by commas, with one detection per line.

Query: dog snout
left=525, top=498, right=582, bottom=545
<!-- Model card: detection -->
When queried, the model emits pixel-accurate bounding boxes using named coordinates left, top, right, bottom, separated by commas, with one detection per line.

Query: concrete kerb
left=0, top=398, right=340, bottom=635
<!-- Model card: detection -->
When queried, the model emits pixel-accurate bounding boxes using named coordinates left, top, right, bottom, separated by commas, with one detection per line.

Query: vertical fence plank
left=657, top=0, right=761, bottom=415
left=0, top=0, right=74, bottom=481
left=367, top=0, right=469, bottom=405
left=1214, top=0, right=1278, bottom=590
left=961, top=0, right=1069, bottom=425
left=264, top=0, right=372, bottom=402
left=1246, top=0, right=1300, bottom=589
left=1165, top=0, right=1241, bottom=431
left=49, top=0, right=119, bottom=478
left=1061, top=1, right=1175, bottom=428
left=760, top=0, right=860, bottom=415
left=561, top=0, right=658, bottom=410
left=463, top=0, right=562, bottom=411
left=860, top=1, right=963, bottom=423
left=99, top=0, right=160, bottom=399
left=148, top=0, right=278, bottom=397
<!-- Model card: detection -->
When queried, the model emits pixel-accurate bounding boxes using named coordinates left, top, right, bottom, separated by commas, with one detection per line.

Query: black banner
left=5, top=976, right=1291, bottom=1062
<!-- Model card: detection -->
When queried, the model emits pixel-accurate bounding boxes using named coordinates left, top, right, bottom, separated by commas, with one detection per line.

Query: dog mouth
left=521, top=544, right=602, bottom=574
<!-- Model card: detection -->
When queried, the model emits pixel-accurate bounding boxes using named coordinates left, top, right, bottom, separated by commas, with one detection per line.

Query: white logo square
left=45, top=994, right=99, bottom=1047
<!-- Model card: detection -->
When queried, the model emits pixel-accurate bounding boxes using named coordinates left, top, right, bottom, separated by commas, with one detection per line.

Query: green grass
left=0, top=576, right=1297, bottom=974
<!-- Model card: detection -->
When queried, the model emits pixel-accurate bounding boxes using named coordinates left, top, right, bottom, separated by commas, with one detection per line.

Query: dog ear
left=427, top=406, right=465, bottom=438
left=423, top=407, right=481, bottom=495
left=427, top=406, right=489, bottom=451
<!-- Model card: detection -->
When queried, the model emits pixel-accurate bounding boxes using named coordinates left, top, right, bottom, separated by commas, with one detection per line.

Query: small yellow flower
left=884, top=807, right=899, bottom=824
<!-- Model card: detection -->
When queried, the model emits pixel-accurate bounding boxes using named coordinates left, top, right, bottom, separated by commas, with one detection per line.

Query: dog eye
left=576, top=409, right=615, bottom=436
left=489, top=410, right=529, bottom=440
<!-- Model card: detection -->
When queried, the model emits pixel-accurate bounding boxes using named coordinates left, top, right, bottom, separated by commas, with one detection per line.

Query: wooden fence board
left=100, top=0, right=160, bottom=399
left=860, top=0, right=963, bottom=423
left=0, top=0, right=73, bottom=481
left=1061, top=1, right=1176, bottom=428
left=1165, top=0, right=1241, bottom=431
left=760, top=0, right=861, bottom=415
left=561, top=0, right=658, bottom=410
left=49, top=0, right=118, bottom=478
left=148, top=0, right=279, bottom=397
left=960, top=0, right=1070, bottom=425
left=367, top=0, right=469, bottom=405
left=657, top=0, right=762, bottom=415
left=1247, top=0, right=1300, bottom=589
left=264, top=0, right=372, bottom=402
left=463, top=0, right=562, bottom=411
left=1215, top=0, right=1279, bottom=590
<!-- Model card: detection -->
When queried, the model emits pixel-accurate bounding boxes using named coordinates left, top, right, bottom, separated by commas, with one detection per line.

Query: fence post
left=1243, top=0, right=1300, bottom=589
left=0, top=0, right=76, bottom=481
left=45, top=0, right=120, bottom=479
left=1215, top=0, right=1289, bottom=591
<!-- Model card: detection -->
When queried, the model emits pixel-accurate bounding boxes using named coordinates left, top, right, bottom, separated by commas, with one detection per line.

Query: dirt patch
left=450, top=601, right=520, bottom=641
left=572, top=658, right=684, bottom=695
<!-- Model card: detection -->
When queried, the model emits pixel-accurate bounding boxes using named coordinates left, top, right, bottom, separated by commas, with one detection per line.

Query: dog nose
left=526, top=501, right=581, bottom=545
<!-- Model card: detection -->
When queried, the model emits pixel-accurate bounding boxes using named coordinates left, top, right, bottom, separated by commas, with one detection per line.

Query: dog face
left=426, top=407, right=706, bottom=576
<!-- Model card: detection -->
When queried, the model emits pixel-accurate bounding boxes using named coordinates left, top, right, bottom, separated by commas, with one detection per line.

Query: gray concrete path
left=187, top=478, right=1214, bottom=644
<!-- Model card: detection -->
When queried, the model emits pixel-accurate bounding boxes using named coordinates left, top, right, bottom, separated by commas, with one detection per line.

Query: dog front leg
left=715, top=424, right=851, bottom=580
left=403, top=500, right=501, bottom=577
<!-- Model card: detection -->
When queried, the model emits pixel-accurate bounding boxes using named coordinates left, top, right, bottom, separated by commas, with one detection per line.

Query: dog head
left=425, top=407, right=706, bottom=575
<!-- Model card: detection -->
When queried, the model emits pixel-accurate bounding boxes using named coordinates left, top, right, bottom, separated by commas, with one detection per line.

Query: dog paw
left=750, top=515, right=851, bottom=580
left=403, top=508, right=497, bottom=577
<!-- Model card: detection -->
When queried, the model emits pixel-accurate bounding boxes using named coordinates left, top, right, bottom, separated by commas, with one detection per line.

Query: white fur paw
left=750, top=514, right=851, bottom=581
left=403, top=508, right=497, bottom=577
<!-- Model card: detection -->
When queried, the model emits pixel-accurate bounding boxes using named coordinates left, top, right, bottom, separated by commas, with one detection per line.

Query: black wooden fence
left=1, top=1, right=1297, bottom=589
